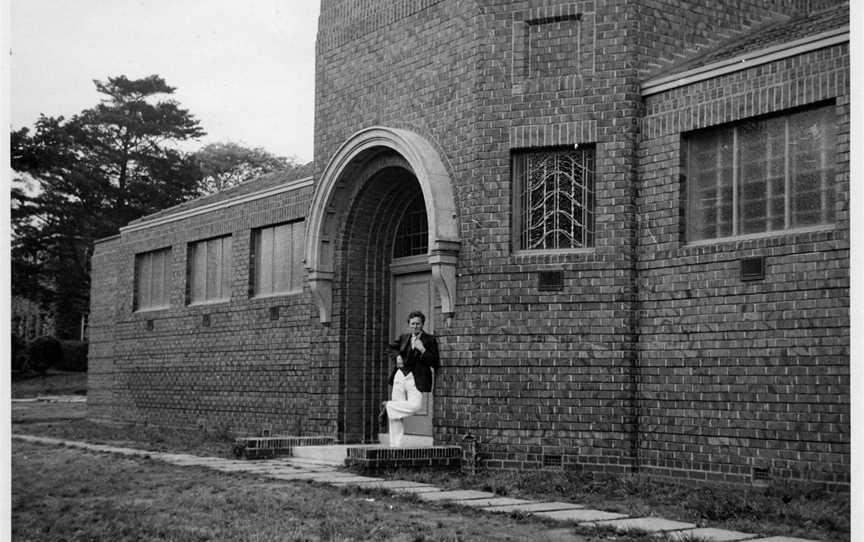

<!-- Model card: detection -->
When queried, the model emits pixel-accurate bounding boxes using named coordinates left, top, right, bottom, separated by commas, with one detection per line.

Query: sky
left=6, top=0, right=320, bottom=163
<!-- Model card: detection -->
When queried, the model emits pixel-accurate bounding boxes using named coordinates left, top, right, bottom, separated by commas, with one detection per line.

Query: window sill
left=685, top=224, right=837, bottom=249
left=251, top=290, right=303, bottom=301
left=187, top=299, right=230, bottom=308
left=134, top=305, right=170, bottom=314
left=512, top=247, right=595, bottom=258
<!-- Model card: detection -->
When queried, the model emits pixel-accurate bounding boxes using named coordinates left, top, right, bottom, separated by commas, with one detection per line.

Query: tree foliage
left=11, top=75, right=205, bottom=338
left=193, top=141, right=304, bottom=194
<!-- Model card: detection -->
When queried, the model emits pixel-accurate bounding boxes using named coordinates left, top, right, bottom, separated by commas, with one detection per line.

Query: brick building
left=88, top=0, right=850, bottom=487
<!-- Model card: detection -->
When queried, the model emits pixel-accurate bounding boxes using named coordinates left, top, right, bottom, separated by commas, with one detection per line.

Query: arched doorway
left=339, top=162, right=431, bottom=443
left=305, top=127, right=459, bottom=443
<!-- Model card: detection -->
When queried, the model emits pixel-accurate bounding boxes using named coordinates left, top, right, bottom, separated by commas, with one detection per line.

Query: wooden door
left=390, top=270, right=434, bottom=442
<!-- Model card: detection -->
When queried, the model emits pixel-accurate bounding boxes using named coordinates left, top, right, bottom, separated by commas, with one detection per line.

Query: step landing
left=233, top=435, right=336, bottom=459
left=234, top=435, right=462, bottom=471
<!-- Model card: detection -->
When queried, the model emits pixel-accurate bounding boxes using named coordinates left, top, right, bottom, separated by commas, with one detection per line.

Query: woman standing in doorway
left=381, top=310, right=440, bottom=447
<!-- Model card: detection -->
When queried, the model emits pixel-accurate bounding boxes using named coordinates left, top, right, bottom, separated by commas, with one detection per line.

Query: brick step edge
left=345, top=445, right=462, bottom=471
left=233, top=436, right=336, bottom=460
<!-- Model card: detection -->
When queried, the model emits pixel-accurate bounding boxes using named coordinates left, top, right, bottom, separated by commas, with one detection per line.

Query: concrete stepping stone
left=324, top=475, right=384, bottom=484
left=746, top=538, right=824, bottom=542
left=587, top=517, right=696, bottom=533
left=668, top=527, right=759, bottom=541
left=483, top=501, right=584, bottom=513
left=351, top=480, right=438, bottom=490
left=535, top=509, right=628, bottom=522
left=389, top=485, right=445, bottom=494
left=451, top=497, right=534, bottom=508
left=416, top=489, right=498, bottom=501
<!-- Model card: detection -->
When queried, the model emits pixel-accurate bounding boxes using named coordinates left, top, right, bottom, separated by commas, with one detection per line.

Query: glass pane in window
left=221, top=237, right=232, bottom=299
left=292, top=221, right=305, bottom=290
left=190, top=243, right=206, bottom=302
left=687, top=128, right=733, bottom=240
left=789, top=107, right=834, bottom=228
left=738, top=120, right=769, bottom=235
left=273, top=224, right=293, bottom=293
left=151, top=251, right=165, bottom=308
left=393, top=196, right=428, bottom=258
left=255, top=228, right=274, bottom=295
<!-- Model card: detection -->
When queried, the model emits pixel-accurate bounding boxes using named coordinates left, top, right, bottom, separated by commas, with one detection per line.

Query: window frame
left=683, top=103, right=836, bottom=244
left=186, top=235, right=233, bottom=306
left=249, top=220, right=305, bottom=299
left=511, top=145, right=597, bottom=254
left=133, top=247, right=171, bottom=312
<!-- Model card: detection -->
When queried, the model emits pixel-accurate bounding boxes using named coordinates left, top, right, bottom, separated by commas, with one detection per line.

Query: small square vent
left=543, top=454, right=563, bottom=468
left=269, top=306, right=281, bottom=321
left=145, top=319, right=154, bottom=331
left=538, top=271, right=564, bottom=292
left=202, top=314, right=211, bottom=327
left=752, top=467, right=771, bottom=485
left=740, top=256, right=765, bottom=282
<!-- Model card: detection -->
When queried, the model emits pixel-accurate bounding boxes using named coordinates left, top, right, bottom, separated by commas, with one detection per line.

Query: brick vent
left=345, top=445, right=462, bottom=471
left=234, top=436, right=336, bottom=460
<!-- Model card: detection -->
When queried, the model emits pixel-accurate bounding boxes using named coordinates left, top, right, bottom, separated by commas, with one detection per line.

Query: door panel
left=391, top=271, right=434, bottom=438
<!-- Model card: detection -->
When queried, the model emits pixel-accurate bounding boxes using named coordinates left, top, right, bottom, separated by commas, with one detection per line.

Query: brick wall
left=87, top=0, right=850, bottom=486
left=636, top=43, right=850, bottom=485
left=88, top=235, right=121, bottom=422
left=633, top=0, right=839, bottom=77
left=87, top=184, right=319, bottom=435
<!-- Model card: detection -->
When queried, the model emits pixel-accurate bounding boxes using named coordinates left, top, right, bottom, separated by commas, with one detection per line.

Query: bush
left=58, top=341, right=88, bottom=372
left=25, top=336, right=64, bottom=374
left=11, top=334, right=27, bottom=372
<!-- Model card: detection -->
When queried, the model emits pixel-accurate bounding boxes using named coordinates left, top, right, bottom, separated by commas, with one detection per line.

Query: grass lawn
left=13, top=440, right=603, bottom=542
left=11, top=375, right=849, bottom=541
left=11, top=370, right=87, bottom=398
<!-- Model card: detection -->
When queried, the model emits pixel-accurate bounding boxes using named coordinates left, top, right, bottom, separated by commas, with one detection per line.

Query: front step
left=234, top=436, right=462, bottom=471
left=233, top=436, right=336, bottom=459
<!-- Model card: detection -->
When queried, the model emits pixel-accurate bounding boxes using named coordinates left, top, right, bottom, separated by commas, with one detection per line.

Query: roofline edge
left=641, top=26, right=849, bottom=97
left=119, top=176, right=314, bottom=234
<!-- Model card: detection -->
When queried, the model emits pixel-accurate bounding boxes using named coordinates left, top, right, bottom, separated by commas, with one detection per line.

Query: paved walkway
left=12, top=434, right=822, bottom=542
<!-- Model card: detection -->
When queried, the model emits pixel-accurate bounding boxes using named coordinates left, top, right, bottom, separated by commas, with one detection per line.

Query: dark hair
left=407, top=310, right=426, bottom=323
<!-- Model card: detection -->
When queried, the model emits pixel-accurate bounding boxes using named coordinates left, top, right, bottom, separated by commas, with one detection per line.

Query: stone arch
left=305, top=127, right=459, bottom=323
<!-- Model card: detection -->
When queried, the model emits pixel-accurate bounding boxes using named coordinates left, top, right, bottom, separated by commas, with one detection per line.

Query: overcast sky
left=7, top=0, right=320, bottom=163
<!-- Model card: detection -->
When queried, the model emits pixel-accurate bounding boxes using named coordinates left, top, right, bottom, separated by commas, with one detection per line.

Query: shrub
left=25, top=336, right=64, bottom=374
left=11, top=334, right=26, bottom=372
left=58, top=341, right=88, bottom=372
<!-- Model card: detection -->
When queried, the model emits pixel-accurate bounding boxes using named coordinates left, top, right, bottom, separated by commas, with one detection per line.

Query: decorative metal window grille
left=685, top=104, right=835, bottom=242
left=393, top=194, right=429, bottom=258
left=513, top=146, right=595, bottom=251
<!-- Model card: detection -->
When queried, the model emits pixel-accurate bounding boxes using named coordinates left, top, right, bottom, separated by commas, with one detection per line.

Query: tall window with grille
left=393, top=195, right=429, bottom=258
left=684, top=104, right=836, bottom=242
left=134, top=247, right=171, bottom=311
left=512, top=146, right=596, bottom=251
left=250, top=220, right=305, bottom=297
left=187, top=235, right=232, bottom=304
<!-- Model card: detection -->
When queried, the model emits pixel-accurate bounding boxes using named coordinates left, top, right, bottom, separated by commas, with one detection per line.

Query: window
left=134, top=248, right=170, bottom=311
left=512, top=146, right=595, bottom=251
left=393, top=194, right=428, bottom=258
left=250, top=221, right=304, bottom=297
left=685, top=104, right=835, bottom=242
left=187, top=236, right=232, bottom=304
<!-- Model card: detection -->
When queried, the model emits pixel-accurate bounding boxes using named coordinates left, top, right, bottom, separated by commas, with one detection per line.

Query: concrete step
left=291, top=445, right=359, bottom=466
